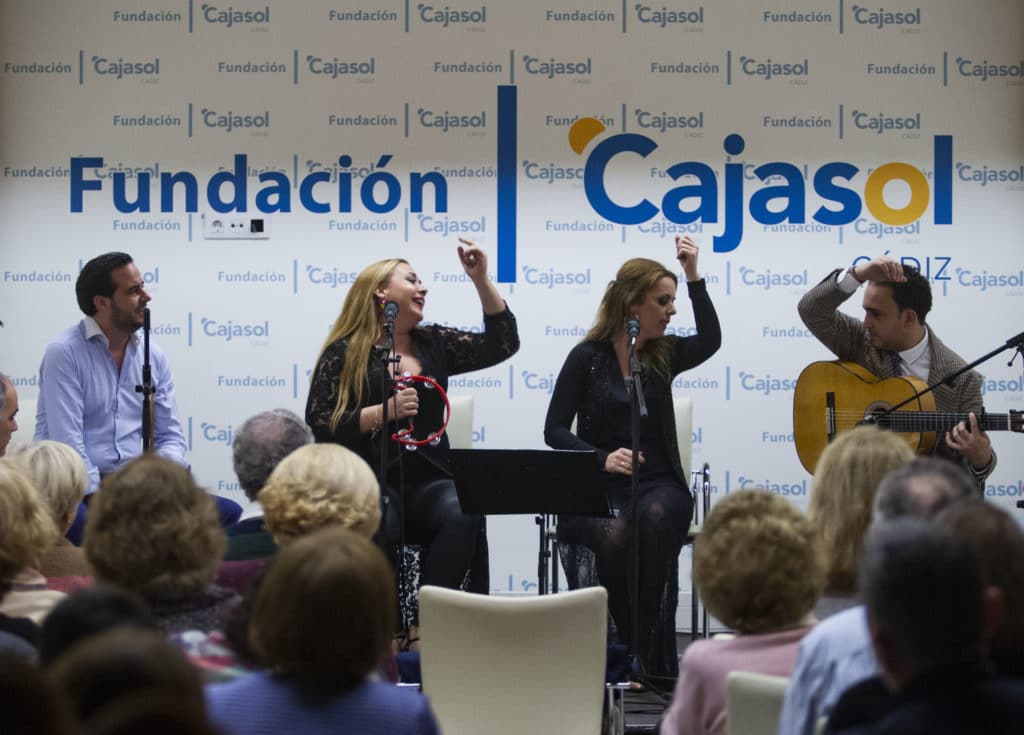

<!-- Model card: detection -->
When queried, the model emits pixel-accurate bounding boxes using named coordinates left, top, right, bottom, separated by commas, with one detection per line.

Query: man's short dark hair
left=861, top=519, right=983, bottom=672
left=232, top=409, right=313, bottom=501
left=884, top=265, right=932, bottom=326
left=76, top=252, right=134, bottom=316
left=874, top=456, right=976, bottom=521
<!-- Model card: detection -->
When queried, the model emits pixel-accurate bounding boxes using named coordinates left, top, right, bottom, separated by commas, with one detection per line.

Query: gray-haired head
left=232, top=409, right=313, bottom=501
left=873, top=456, right=977, bottom=523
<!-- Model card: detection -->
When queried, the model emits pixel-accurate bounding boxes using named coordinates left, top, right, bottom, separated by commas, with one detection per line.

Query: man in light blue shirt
left=35, top=252, right=188, bottom=494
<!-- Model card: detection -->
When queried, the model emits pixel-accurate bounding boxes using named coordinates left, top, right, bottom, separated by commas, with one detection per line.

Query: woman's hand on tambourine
left=605, top=447, right=645, bottom=475
left=457, top=238, right=488, bottom=283
left=388, top=387, right=419, bottom=421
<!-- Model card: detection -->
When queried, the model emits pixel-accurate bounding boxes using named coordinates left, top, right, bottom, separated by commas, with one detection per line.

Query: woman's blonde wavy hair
left=260, top=444, right=381, bottom=544
left=11, top=440, right=88, bottom=525
left=0, top=459, right=59, bottom=582
left=586, top=257, right=677, bottom=379
left=317, top=259, right=407, bottom=432
left=809, top=425, right=915, bottom=594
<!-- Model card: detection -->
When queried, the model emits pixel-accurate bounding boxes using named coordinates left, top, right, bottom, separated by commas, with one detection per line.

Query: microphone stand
left=376, top=316, right=409, bottom=638
left=134, top=307, right=155, bottom=453
left=625, top=333, right=649, bottom=684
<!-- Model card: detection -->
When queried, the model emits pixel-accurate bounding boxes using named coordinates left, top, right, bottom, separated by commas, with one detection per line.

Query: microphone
left=383, top=300, right=399, bottom=333
left=626, top=317, right=640, bottom=348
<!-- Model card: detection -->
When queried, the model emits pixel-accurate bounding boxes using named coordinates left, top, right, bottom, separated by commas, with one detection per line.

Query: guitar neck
left=876, top=412, right=1016, bottom=432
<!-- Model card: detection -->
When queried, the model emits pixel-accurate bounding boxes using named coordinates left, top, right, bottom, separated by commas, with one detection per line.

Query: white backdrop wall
left=2, top=1, right=1022, bottom=623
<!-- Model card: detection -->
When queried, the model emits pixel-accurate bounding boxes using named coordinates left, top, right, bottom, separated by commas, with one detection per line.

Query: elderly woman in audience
left=259, top=443, right=381, bottom=545
left=206, top=526, right=439, bottom=735
left=660, top=489, right=825, bottom=735
left=84, top=455, right=237, bottom=633
left=808, top=425, right=914, bottom=618
left=0, top=458, right=65, bottom=625
left=10, top=441, right=91, bottom=577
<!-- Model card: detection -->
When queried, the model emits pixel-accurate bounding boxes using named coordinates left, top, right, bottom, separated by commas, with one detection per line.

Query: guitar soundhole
left=863, top=401, right=892, bottom=424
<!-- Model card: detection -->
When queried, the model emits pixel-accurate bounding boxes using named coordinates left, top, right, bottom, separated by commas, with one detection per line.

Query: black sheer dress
left=306, top=307, right=519, bottom=614
left=543, top=279, right=721, bottom=676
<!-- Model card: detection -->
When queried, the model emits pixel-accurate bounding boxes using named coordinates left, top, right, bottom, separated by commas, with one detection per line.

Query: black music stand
left=448, top=448, right=609, bottom=594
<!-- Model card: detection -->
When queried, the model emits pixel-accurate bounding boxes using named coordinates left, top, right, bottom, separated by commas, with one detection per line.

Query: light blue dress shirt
left=35, top=317, right=188, bottom=493
left=776, top=605, right=879, bottom=735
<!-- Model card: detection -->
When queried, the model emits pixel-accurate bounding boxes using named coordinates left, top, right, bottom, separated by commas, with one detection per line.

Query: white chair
left=418, top=585, right=608, bottom=735
left=446, top=394, right=474, bottom=449
left=674, top=395, right=693, bottom=480
left=725, top=671, right=790, bottom=735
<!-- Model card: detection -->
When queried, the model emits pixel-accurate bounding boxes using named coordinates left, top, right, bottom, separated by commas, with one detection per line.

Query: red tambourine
left=391, top=373, right=451, bottom=449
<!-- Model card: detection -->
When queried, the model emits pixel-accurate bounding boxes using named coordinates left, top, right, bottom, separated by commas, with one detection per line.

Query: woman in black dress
left=543, top=235, right=721, bottom=675
left=306, top=239, right=519, bottom=609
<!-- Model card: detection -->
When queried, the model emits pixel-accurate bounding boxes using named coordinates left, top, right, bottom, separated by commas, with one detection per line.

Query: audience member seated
left=808, top=426, right=914, bottom=619
left=0, top=458, right=65, bottom=624
left=659, top=489, right=825, bottom=735
left=48, top=627, right=215, bottom=733
left=9, top=441, right=92, bottom=578
left=38, top=585, right=159, bottom=668
left=827, top=519, right=1024, bottom=734
left=173, top=443, right=383, bottom=682
left=777, top=457, right=976, bottom=735
left=205, top=527, right=439, bottom=735
left=84, top=456, right=238, bottom=633
left=226, top=408, right=313, bottom=561
left=0, top=650, right=74, bottom=735
left=258, top=443, right=381, bottom=545
left=933, top=500, right=1024, bottom=676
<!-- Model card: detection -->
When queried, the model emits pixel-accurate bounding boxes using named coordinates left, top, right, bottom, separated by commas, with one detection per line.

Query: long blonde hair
left=809, top=425, right=915, bottom=594
left=317, top=258, right=406, bottom=432
left=586, top=257, right=676, bottom=378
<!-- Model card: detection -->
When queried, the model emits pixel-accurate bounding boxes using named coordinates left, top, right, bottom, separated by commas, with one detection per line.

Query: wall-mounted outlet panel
left=202, top=214, right=270, bottom=239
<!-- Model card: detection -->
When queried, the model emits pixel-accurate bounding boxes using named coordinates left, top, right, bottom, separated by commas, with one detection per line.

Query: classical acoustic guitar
left=793, top=360, right=1022, bottom=474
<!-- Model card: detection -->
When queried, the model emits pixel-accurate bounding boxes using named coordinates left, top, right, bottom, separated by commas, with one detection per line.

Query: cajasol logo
left=849, top=5, right=921, bottom=29
left=850, top=110, right=921, bottom=135
left=634, top=109, right=704, bottom=133
left=985, top=480, right=1023, bottom=498
left=417, top=4, right=487, bottom=27
left=956, top=161, right=1024, bottom=188
left=736, top=267, right=808, bottom=291
left=954, top=267, right=1024, bottom=293
left=634, top=5, right=704, bottom=26
left=522, top=160, right=584, bottom=184
left=566, top=117, right=953, bottom=252
left=416, top=214, right=485, bottom=236
left=734, top=473, right=808, bottom=496
left=738, top=371, right=798, bottom=395
left=520, top=265, right=591, bottom=288
left=200, top=422, right=235, bottom=445
left=521, top=55, right=592, bottom=79
left=200, top=108, right=270, bottom=133
left=91, top=55, right=160, bottom=79
left=417, top=108, right=486, bottom=132
left=306, top=55, right=376, bottom=78
left=954, top=57, right=1024, bottom=83
left=201, top=4, right=270, bottom=27
left=197, top=317, right=270, bottom=343
left=737, top=55, right=809, bottom=81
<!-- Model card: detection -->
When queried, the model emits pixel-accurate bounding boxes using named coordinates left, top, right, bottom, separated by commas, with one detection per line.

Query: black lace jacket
left=543, top=279, right=721, bottom=487
left=306, top=306, right=519, bottom=474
